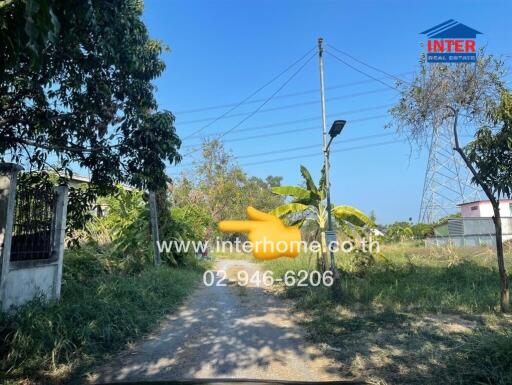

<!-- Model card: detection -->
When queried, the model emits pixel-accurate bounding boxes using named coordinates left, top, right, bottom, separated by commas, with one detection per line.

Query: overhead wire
left=175, top=71, right=413, bottom=115
left=169, top=140, right=400, bottom=176
left=174, top=132, right=396, bottom=169
left=180, top=114, right=390, bottom=150
left=325, top=50, right=399, bottom=91
left=240, top=140, right=399, bottom=167
left=171, top=45, right=414, bottom=174
left=182, top=46, right=316, bottom=139
left=179, top=87, right=394, bottom=125
left=327, top=44, right=411, bottom=85
left=183, top=103, right=395, bottom=146
left=182, top=51, right=317, bottom=157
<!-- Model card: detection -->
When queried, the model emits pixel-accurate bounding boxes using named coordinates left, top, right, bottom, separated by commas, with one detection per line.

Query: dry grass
left=264, top=242, right=512, bottom=384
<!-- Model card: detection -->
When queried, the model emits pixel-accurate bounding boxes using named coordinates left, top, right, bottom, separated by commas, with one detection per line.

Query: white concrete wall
left=463, top=218, right=495, bottom=235
left=425, top=234, right=512, bottom=247
left=2, top=262, right=59, bottom=309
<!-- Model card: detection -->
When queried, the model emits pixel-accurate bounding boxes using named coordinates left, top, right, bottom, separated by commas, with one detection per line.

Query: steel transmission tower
left=418, top=120, right=482, bottom=223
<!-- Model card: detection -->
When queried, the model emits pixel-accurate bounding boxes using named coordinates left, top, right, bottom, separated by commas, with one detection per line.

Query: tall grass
left=265, top=244, right=512, bottom=314
left=0, top=246, right=204, bottom=384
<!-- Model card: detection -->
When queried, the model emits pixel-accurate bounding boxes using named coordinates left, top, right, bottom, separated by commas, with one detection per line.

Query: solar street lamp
left=327, top=119, right=346, bottom=150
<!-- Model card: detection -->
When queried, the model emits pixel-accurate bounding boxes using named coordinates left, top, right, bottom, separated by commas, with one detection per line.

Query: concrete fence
left=0, top=163, right=68, bottom=312
left=426, top=217, right=512, bottom=247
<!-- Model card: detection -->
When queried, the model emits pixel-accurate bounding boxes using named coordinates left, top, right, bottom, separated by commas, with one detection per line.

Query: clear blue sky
left=143, top=0, right=511, bottom=224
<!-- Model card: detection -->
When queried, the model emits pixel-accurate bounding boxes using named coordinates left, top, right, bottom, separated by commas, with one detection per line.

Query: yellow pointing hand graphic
left=219, top=206, right=301, bottom=260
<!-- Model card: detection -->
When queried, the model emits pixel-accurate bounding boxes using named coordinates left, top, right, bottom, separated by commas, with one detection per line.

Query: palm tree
left=270, top=165, right=373, bottom=271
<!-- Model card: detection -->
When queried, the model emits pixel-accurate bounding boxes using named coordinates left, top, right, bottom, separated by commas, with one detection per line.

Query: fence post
left=52, top=185, right=69, bottom=300
left=0, top=163, right=23, bottom=309
left=149, top=191, right=161, bottom=266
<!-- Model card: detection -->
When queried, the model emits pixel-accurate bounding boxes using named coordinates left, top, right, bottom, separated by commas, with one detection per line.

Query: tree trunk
left=319, top=226, right=327, bottom=272
left=493, top=205, right=510, bottom=312
left=450, top=107, right=510, bottom=312
left=320, top=252, right=327, bottom=272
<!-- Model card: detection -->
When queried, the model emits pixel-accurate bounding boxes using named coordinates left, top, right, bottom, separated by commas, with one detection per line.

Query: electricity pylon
left=418, top=121, right=482, bottom=223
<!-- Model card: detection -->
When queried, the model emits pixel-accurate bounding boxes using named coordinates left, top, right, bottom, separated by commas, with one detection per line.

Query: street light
left=327, top=120, right=346, bottom=149
left=323, top=119, right=347, bottom=276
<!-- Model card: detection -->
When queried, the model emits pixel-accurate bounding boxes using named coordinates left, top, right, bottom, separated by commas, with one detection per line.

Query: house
left=58, top=173, right=134, bottom=217
left=459, top=199, right=512, bottom=218
left=427, top=199, right=512, bottom=247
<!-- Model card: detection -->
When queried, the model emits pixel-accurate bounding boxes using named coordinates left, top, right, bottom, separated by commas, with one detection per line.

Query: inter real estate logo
left=421, top=19, right=481, bottom=63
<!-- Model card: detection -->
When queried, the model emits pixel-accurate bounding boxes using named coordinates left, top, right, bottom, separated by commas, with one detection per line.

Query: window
left=471, top=205, right=478, bottom=211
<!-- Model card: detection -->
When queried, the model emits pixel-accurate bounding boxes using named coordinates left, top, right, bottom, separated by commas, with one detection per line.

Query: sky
left=142, top=0, right=511, bottom=224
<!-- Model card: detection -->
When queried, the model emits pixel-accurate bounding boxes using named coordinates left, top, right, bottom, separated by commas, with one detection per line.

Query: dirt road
left=88, top=259, right=347, bottom=383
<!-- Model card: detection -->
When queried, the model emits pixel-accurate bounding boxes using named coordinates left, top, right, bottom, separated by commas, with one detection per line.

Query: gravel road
left=88, top=259, right=347, bottom=383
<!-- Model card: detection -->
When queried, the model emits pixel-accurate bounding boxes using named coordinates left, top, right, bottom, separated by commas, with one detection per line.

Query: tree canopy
left=1, top=0, right=181, bottom=195
left=390, top=51, right=511, bottom=312
left=171, top=139, right=285, bottom=237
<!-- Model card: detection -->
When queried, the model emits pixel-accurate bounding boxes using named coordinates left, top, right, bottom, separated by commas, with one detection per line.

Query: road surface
left=88, top=259, right=346, bottom=383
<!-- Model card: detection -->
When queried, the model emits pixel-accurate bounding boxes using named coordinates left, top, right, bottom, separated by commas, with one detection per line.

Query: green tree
left=411, top=223, right=435, bottom=239
left=390, top=52, right=511, bottom=312
left=1, top=0, right=181, bottom=221
left=172, top=139, right=285, bottom=238
left=270, top=165, right=373, bottom=271
left=386, top=222, right=414, bottom=243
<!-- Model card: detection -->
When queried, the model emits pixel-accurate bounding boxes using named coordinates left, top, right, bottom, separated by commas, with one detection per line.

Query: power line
left=325, top=50, right=399, bottom=91
left=183, top=103, right=395, bottom=143
left=179, top=87, right=394, bottom=126
left=327, top=44, right=410, bottom=85
left=239, top=140, right=398, bottom=167
left=181, top=114, right=390, bottom=149
left=182, top=46, right=316, bottom=140
left=175, top=131, right=396, bottom=168
left=193, top=140, right=398, bottom=171
left=168, top=139, right=399, bottom=176
left=182, top=51, right=317, bottom=157
left=175, top=71, right=413, bottom=115
left=227, top=132, right=394, bottom=160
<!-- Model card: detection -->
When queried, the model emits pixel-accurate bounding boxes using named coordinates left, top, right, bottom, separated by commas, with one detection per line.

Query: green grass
left=0, top=246, right=204, bottom=385
left=266, top=243, right=512, bottom=314
left=264, top=243, right=512, bottom=384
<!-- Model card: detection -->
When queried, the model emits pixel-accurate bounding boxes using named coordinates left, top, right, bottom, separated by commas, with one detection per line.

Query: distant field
left=263, top=242, right=512, bottom=384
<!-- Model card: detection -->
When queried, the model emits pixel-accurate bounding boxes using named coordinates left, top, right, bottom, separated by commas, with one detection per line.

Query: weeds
left=0, top=247, right=204, bottom=384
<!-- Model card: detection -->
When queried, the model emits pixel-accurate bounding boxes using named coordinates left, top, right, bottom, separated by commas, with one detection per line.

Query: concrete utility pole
left=149, top=192, right=161, bottom=266
left=317, top=37, right=338, bottom=275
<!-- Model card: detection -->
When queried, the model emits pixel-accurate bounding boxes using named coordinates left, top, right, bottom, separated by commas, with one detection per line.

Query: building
left=459, top=199, right=512, bottom=218
left=427, top=199, right=512, bottom=247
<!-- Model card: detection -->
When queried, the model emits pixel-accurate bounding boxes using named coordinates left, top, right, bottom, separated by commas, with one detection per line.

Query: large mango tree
left=270, top=165, right=373, bottom=272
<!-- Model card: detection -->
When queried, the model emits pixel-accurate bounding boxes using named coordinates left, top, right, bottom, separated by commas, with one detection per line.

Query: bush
left=347, top=249, right=375, bottom=277
left=88, top=187, right=208, bottom=270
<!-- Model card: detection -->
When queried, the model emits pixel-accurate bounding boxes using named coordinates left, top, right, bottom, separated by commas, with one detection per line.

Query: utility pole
left=149, top=191, right=161, bottom=266
left=318, top=37, right=338, bottom=276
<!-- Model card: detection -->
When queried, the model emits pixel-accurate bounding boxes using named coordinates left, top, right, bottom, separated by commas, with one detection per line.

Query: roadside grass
left=264, top=243, right=512, bottom=384
left=0, top=245, right=205, bottom=385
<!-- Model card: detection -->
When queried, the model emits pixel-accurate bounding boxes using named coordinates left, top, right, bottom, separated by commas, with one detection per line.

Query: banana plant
left=270, top=165, right=373, bottom=249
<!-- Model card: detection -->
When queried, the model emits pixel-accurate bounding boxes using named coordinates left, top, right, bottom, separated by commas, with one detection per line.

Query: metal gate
left=10, top=182, right=56, bottom=262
